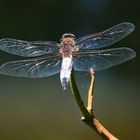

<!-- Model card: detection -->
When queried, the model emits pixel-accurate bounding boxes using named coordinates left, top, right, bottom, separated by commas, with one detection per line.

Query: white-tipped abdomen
left=60, top=57, right=73, bottom=89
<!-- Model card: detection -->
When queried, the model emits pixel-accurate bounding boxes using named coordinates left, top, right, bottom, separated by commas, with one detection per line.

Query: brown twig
left=70, top=69, right=119, bottom=140
left=87, top=68, right=95, bottom=113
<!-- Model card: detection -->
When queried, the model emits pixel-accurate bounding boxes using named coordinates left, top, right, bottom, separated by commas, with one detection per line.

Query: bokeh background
left=0, top=0, right=139, bottom=140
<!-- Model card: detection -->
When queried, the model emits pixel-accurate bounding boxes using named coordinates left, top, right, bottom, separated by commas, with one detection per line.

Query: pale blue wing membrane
left=0, top=38, right=60, bottom=57
left=73, top=47, right=136, bottom=71
left=76, top=22, right=135, bottom=49
left=0, top=56, right=61, bottom=78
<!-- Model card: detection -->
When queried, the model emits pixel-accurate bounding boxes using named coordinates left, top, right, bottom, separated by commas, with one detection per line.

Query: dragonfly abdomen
left=60, top=56, right=73, bottom=89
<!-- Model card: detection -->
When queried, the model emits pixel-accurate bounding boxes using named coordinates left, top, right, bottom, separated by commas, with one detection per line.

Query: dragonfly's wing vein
left=0, top=56, right=61, bottom=78
left=0, top=38, right=60, bottom=57
left=76, top=22, right=135, bottom=49
left=73, top=47, right=136, bottom=71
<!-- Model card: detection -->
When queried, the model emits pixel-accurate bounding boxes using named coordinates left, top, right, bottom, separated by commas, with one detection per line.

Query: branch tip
left=90, top=67, right=95, bottom=75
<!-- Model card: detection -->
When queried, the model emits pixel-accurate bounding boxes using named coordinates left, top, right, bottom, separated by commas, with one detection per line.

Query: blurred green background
left=0, top=0, right=139, bottom=140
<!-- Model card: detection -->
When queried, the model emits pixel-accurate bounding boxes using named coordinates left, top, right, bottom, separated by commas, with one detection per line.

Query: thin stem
left=87, top=68, right=95, bottom=113
left=70, top=70, right=91, bottom=119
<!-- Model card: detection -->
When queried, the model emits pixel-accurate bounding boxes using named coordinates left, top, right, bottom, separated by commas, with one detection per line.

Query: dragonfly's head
left=60, top=33, right=76, bottom=47
left=61, top=33, right=75, bottom=39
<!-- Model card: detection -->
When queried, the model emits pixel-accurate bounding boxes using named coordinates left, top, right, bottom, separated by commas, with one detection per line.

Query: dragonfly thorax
left=60, top=33, right=79, bottom=57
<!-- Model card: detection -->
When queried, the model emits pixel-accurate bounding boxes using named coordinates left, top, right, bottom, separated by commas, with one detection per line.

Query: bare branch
left=70, top=69, right=119, bottom=140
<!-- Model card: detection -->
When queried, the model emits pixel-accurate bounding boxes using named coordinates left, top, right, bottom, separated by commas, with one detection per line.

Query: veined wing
left=0, top=55, right=61, bottom=78
left=0, top=38, right=60, bottom=57
left=73, top=47, right=136, bottom=71
left=76, top=22, right=135, bottom=49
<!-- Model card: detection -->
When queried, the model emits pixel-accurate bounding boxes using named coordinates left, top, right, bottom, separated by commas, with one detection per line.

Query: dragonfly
left=0, top=22, right=136, bottom=89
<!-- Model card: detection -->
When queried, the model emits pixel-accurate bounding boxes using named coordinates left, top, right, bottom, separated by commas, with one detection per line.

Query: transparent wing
left=0, top=38, right=60, bottom=57
left=76, top=22, right=135, bottom=49
left=0, top=56, right=61, bottom=78
left=73, top=47, right=136, bottom=71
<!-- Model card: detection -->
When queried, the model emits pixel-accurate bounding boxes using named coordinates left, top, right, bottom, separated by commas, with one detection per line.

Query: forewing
left=76, top=22, right=135, bottom=49
left=73, top=47, right=136, bottom=71
left=0, top=38, right=60, bottom=57
left=0, top=56, right=61, bottom=78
